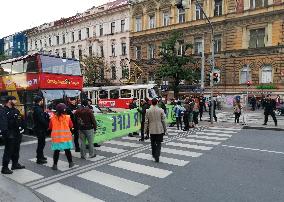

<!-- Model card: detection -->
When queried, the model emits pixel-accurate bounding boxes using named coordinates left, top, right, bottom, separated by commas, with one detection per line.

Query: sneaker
left=93, top=143, right=101, bottom=147
left=51, top=164, right=58, bottom=170
left=36, top=159, right=47, bottom=164
left=154, top=157, right=159, bottom=163
left=75, top=148, right=80, bottom=152
left=128, top=134, right=134, bottom=137
left=1, top=167, right=13, bottom=174
left=262, top=123, right=267, bottom=125
left=89, top=154, right=96, bottom=158
left=81, top=156, right=86, bottom=160
left=11, top=164, right=25, bottom=170
left=145, top=135, right=149, bottom=140
left=42, top=157, right=47, bottom=161
left=69, top=162, right=75, bottom=168
left=139, top=138, right=144, bottom=142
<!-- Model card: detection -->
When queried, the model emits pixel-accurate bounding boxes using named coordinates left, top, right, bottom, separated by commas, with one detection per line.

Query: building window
left=196, top=3, right=203, bottom=20
left=86, top=28, right=90, bottom=38
left=111, top=22, right=115, bottom=34
left=111, top=44, right=116, bottom=57
left=62, top=34, right=66, bottom=44
left=79, top=49, right=82, bottom=59
left=71, top=47, right=75, bottom=59
left=178, top=8, right=185, bottom=23
left=136, top=16, right=142, bottom=32
left=163, top=11, right=170, bottom=26
left=55, top=49, right=59, bottom=56
left=89, top=46, right=93, bottom=56
left=214, top=0, right=222, bottom=16
left=250, top=0, right=268, bottom=8
left=121, top=20, right=125, bottom=32
left=249, top=28, right=265, bottom=48
left=62, top=48, right=66, bottom=58
left=48, top=50, right=52, bottom=55
left=214, top=34, right=222, bottom=53
left=149, top=14, right=155, bottom=29
left=56, top=36, right=60, bottom=45
left=111, top=65, right=117, bottom=80
left=35, top=41, right=38, bottom=49
left=240, top=65, right=251, bottom=84
left=135, top=46, right=142, bottom=60
left=100, top=45, right=104, bottom=57
left=121, top=43, right=127, bottom=56
left=99, top=25, right=103, bottom=36
left=72, top=32, right=75, bottom=42
left=177, top=42, right=185, bottom=56
left=194, top=38, right=203, bottom=55
left=261, top=65, right=272, bottom=83
left=78, top=30, right=82, bottom=40
left=49, top=37, right=52, bottom=46
left=148, top=44, right=155, bottom=59
left=40, top=40, right=42, bottom=48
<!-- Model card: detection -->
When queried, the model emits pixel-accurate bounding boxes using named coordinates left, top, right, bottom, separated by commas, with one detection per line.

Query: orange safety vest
left=50, top=115, right=72, bottom=143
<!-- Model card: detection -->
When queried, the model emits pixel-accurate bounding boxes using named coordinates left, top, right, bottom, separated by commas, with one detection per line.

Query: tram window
left=24, top=57, right=37, bottom=72
left=12, top=60, right=24, bottom=74
left=110, top=89, right=119, bottom=99
left=121, top=89, right=131, bottom=98
left=148, top=89, right=158, bottom=98
left=99, top=90, right=108, bottom=99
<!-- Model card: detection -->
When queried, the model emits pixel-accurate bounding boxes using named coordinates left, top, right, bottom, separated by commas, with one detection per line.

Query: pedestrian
left=158, top=96, right=167, bottom=114
left=75, top=100, right=97, bottom=159
left=188, top=97, right=195, bottom=128
left=49, top=103, right=74, bottom=170
left=66, top=97, right=80, bottom=152
left=233, top=101, right=242, bottom=123
left=138, top=98, right=150, bottom=141
left=216, top=94, right=222, bottom=110
left=33, top=96, right=49, bottom=164
left=183, top=98, right=190, bottom=131
left=263, top=94, right=277, bottom=126
left=173, top=101, right=184, bottom=130
left=87, top=98, right=93, bottom=111
left=144, top=98, right=167, bottom=162
left=250, top=95, right=256, bottom=111
left=1, top=96, right=25, bottom=174
left=208, top=99, right=217, bottom=122
left=192, top=98, right=200, bottom=126
left=129, top=98, right=139, bottom=137
left=199, top=95, right=205, bottom=121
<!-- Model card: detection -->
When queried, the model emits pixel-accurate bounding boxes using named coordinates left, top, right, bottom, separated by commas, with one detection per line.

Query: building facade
left=129, top=0, right=284, bottom=97
left=27, top=0, right=130, bottom=84
left=0, top=32, right=27, bottom=59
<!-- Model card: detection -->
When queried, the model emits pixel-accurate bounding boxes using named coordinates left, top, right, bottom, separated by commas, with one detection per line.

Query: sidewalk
left=0, top=175, right=42, bottom=202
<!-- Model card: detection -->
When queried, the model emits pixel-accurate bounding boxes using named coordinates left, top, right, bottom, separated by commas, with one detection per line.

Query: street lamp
left=176, top=0, right=215, bottom=124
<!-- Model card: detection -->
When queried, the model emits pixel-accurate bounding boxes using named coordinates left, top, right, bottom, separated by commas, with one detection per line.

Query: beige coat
left=144, top=105, right=167, bottom=135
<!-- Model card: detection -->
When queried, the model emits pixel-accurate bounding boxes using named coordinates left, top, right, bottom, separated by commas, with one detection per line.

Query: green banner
left=93, top=105, right=175, bottom=143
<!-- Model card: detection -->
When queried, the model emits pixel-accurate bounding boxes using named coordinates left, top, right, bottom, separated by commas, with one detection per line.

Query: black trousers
left=36, top=130, right=46, bottom=160
left=209, top=111, right=217, bottom=122
left=150, top=134, right=163, bottom=158
left=264, top=111, right=277, bottom=125
left=176, top=117, right=182, bottom=130
left=199, top=109, right=203, bottom=120
left=53, top=149, right=72, bottom=165
left=183, top=113, right=189, bottom=130
left=2, top=137, right=21, bottom=168
left=73, top=129, right=80, bottom=150
left=234, top=112, right=241, bottom=123
left=140, top=121, right=149, bottom=139
left=193, top=112, right=199, bottom=125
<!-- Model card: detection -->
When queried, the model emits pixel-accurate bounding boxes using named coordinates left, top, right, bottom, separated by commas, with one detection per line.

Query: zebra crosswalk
left=0, top=126, right=242, bottom=201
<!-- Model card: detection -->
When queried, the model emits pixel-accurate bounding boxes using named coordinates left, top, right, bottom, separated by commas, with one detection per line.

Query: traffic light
left=247, top=80, right=252, bottom=87
left=213, top=72, right=219, bottom=83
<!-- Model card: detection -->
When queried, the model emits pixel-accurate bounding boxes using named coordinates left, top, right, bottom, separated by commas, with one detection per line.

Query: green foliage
left=80, top=55, right=110, bottom=86
left=156, top=31, right=198, bottom=97
left=0, top=54, right=7, bottom=62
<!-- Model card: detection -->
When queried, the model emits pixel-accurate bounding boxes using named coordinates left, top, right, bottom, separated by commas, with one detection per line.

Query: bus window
left=99, top=90, right=108, bottom=99
left=121, top=89, right=131, bottom=98
left=42, top=90, right=64, bottom=107
left=12, top=60, right=24, bottom=74
left=1, top=63, right=12, bottom=74
left=64, top=90, right=81, bottom=98
left=24, top=56, right=37, bottom=72
left=110, top=89, right=119, bottom=99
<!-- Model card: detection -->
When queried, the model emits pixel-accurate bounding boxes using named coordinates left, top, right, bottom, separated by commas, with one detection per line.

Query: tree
left=156, top=31, right=199, bottom=98
left=0, top=54, right=6, bottom=62
left=80, top=55, right=110, bottom=86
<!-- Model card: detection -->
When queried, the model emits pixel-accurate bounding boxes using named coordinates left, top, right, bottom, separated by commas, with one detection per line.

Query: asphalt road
left=1, top=122, right=284, bottom=202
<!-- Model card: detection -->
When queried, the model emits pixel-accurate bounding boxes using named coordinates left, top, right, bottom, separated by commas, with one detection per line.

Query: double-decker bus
left=82, top=84, right=158, bottom=109
left=0, top=53, right=83, bottom=117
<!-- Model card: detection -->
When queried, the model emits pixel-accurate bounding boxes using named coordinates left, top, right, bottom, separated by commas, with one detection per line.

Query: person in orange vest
left=49, top=103, right=75, bottom=170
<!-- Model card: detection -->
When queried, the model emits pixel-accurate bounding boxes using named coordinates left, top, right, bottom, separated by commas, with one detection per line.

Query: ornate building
left=129, top=0, right=284, bottom=97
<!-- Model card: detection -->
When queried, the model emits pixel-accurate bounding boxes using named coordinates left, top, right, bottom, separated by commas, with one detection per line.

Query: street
left=1, top=111, right=284, bottom=202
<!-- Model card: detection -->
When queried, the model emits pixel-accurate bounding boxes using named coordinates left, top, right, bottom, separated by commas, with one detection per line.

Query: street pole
left=195, top=0, right=215, bottom=124
left=201, top=36, right=205, bottom=89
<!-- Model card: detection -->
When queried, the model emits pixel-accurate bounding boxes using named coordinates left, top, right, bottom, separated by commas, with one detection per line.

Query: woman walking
left=192, top=98, right=200, bottom=126
left=233, top=101, right=242, bottom=123
left=49, top=103, right=75, bottom=170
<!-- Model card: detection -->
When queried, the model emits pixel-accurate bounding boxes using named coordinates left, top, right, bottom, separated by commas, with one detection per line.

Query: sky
left=0, top=0, right=110, bottom=38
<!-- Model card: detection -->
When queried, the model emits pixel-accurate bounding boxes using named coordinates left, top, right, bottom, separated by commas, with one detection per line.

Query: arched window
left=261, top=65, right=272, bottom=83
left=240, top=65, right=251, bottom=84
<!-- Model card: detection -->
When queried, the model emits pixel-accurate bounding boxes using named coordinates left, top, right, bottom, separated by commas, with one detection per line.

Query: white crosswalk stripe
left=30, top=157, right=79, bottom=171
left=196, top=132, right=232, bottom=137
left=209, top=127, right=241, bottom=131
left=36, top=182, right=104, bottom=202
left=78, top=170, right=149, bottom=196
left=189, top=135, right=228, bottom=141
left=202, top=129, right=237, bottom=134
left=162, top=148, right=203, bottom=157
left=96, top=146, right=128, bottom=154
left=104, top=140, right=141, bottom=148
left=132, top=153, right=189, bottom=166
left=109, top=160, right=172, bottom=178
left=177, top=138, right=221, bottom=145
left=166, top=142, right=213, bottom=151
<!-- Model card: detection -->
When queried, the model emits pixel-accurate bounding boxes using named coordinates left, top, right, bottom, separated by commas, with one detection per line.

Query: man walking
left=208, top=99, right=217, bottom=122
left=263, top=94, right=277, bottom=126
left=129, top=98, right=138, bottom=137
left=138, top=98, right=150, bottom=141
left=75, top=100, right=97, bottom=159
left=33, top=96, right=49, bottom=164
left=145, top=98, right=167, bottom=162
left=1, top=96, right=25, bottom=174
left=66, top=97, right=80, bottom=152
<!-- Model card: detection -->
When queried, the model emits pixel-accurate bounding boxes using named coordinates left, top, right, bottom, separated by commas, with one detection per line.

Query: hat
left=55, top=103, right=67, bottom=113
left=34, top=96, right=43, bottom=103
left=81, top=100, right=89, bottom=107
left=5, top=96, right=16, bottom=102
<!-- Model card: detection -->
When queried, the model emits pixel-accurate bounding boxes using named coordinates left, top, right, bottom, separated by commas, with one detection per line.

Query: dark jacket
left=33, top=104, right=49, bottom=131
left=75, top=107, right=97, bottom=130
left=3, top=106, right=24, bottom=138
left=158, top=101, right=167, bottom=114
left=264, top=99, right=276, bottom=113
left=129, top=102, right=137, bottom=110
left=138, top=103, right=150, bottom=123
left=66, top=104, right=79, bottom=129
left=0, top=106, right=8, bottom=137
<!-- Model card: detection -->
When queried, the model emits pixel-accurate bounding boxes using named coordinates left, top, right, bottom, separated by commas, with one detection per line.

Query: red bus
left=82, top=84, right=158, bottom=109
left=0, top=53, right=83, bottom=118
